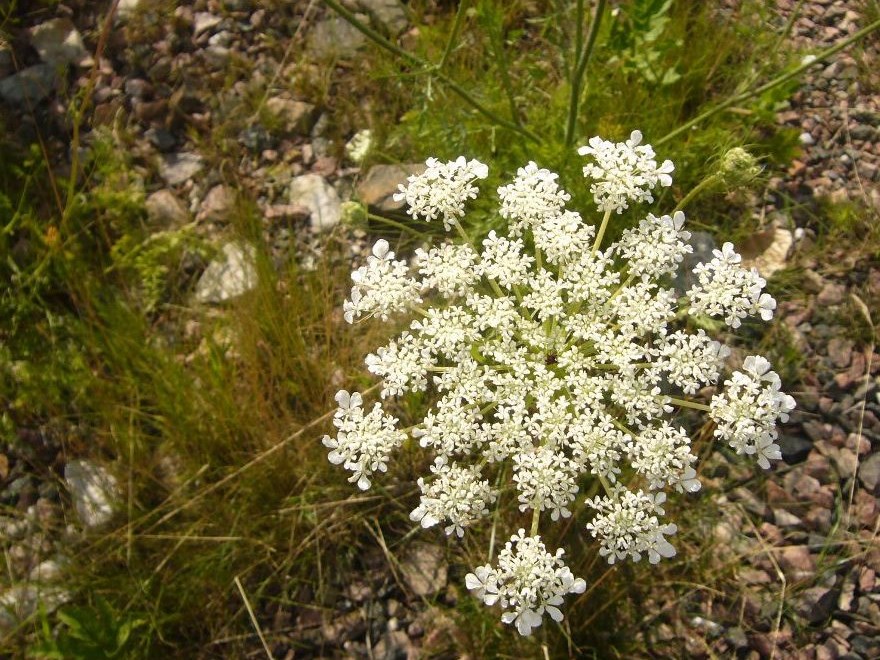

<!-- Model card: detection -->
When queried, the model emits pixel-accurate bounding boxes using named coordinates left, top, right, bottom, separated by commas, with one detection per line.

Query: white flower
left=415, top=242, right=480, bottom=297
left=586, top=488, right=678, bottom=564
left=498, top=161, right=571, bottom=235
left=513, top=446, right=580, bottom=521
left=710, top=355, right=796, bottom=466
left=410, top=461, right=496, bottom=537
left=618, top=211, right=692, bottom=279
left=478, top=231, right=535, bottom=289
left=687, top=242, right=776, bottom=328
left=393, top=156, right=488, bottom=230
left=345, top=129, right=372, bottom=163
left=326, top=145, right=796, bottom=632
left=578, top=130, right=674, bottom=213
left=465, top=529, right=586, bottom=636
left=321, top=390, right=406, bottom=490
left=344, top=239, right=422, bottom=323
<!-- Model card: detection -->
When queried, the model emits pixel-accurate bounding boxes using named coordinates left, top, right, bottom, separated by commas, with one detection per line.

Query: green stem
left=674, top=173, right=721, bottom=213
left=565, top=0, right=607, bottom=147
left=439, top=0, right=469, bottom=70
left=668, top=397, right=711, bottom=412
left=530, top=507, right=540, bottom=536
left=367, top=212, right=425, bottom=236
left=486, top=11, right=523, bottom=129
left=322, top=0, right=541, bottom=143
left=592, top=208, right=613, bottom=254
left=657, top=17, right=880, bottom=147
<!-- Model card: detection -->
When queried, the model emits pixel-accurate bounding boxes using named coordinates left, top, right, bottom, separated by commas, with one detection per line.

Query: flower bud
left=717, top=147, right=761, bottom=188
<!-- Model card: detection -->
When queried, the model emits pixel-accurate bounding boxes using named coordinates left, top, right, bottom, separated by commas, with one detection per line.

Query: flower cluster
left=465, top=529, right=587, bottom=636
left=322, top=134, right=794, bottom=634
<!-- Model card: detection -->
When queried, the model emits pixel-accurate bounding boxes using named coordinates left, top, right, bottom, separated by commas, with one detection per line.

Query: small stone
left=265, top=97, right=316, bottom=134
left=833, top=447, right=858, bottom=480
left=307, top=18, right=367, bottom=58
left=773, top=508, right=803, bottom=528
left=740, top=568, right=772, bottom=585
left=778, top=434, right=813, bottom=464
left=145, top=128, right=176, bottom=152
left=195, top=242, right=258, bottom=304
left=29, top=18, right=92, bottom=67
left=158, top=152, right=204, bottom=186
left=803, top=507, right=832, bottom=534
left=0, top=64, right=56, bottom=105
left=857, top=453, right=880, bottom=494
left=817, top=281, right=846, bottom=306
left=357, top=163, right=426, bottom=212
left=358, top=0, right=408, bottom=35
left=193, top=12, right=222, bottom=36
left=288, top=174, right=341, bottom=231
left=145, top=190, right=189, bottom=227
left=827, top=337, right=853, bottom=368
left=795, top=586, right=838, bottom=624
left=800, top=132, right=816, bottom=145
left=197, top=185, right=236, bottom=223
left=778, top=545, right=816, bottom=581
left=400, top=542, right=447, bottom=597
left=64, top=460, right=119, bottom=528
left=846, top=433, right=870, bottom=456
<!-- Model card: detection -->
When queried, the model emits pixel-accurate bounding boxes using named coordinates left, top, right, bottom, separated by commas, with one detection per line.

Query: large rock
left=64, top=460, right=119, bottom=528
left=289, top=174, right=341, bottom=231
left=0, top=64, right=56, bottom=105
left=357, top=163, right=425, bottom=212
left=195, top=242, right=257, bottom=303
left=29, top=18, right=92, bottom=67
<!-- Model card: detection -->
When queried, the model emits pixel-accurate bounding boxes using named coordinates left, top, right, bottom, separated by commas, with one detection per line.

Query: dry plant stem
left=656, top=16, right=880, bottom=147
left=845, top=294, right=875, bottom=528
left=135, top=383, right=381, bottom=533
left=321, top=0, right=540, bottom=143
left=741, top=508, right=786, bottom=660
left=565, top=0, right=607, bottom=147
left=234, top=576, right=276, bottom=660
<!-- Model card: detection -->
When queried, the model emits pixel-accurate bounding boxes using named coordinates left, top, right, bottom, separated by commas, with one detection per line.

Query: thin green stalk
left=657, top=17, right=880, bottom=146
left=367, top=212, right=424, bottom=236
left=486, top=12, right=523, bottom=129
left=673, top=173, right=721, bottom=213
left=439, top=0, right=470, bottom=70
left=668, top=397, right=711, bottom=412
left=565, top=0, right=607, bottom=147
left=591, top=208, right=613, bottom=254
left=322, top=0, right=540, bottom=143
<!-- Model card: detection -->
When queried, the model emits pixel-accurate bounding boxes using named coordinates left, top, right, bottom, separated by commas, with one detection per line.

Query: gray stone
left=265, top=97, right=316, bottom=134
left=400, top=542, right=447, bottom=597
left=197, top=185, right=236, bottom=223
left=145, top=189, right=189, bottom=227
left=778, top=434, right=812, bottom=464
left=358, top=0, right=408, bottom=35
left=307, top=18, right=367, bottom=58
left=0, top=584, right=69, bottom=632
left=29, top=18, right=92, bottom=67
left=195, top=242, right=257, bottom=303
left=64, top=460, right=119, bottom=528
left=0, top=64, right=56, bottom=105
left=794, top=586, right=838, bottom=624
left=357, top=164, right=425, bottom=212
left=858, top=453, right=880, bottom=494
left=674, top=231, right=715, bottom=296
left=193, top=12, right=222, bottom=36
left=116, top=0, right=145, bottom=20
left=288, top=174, right=341, bottom=231
left=158, top=152, right=204, bottom=186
